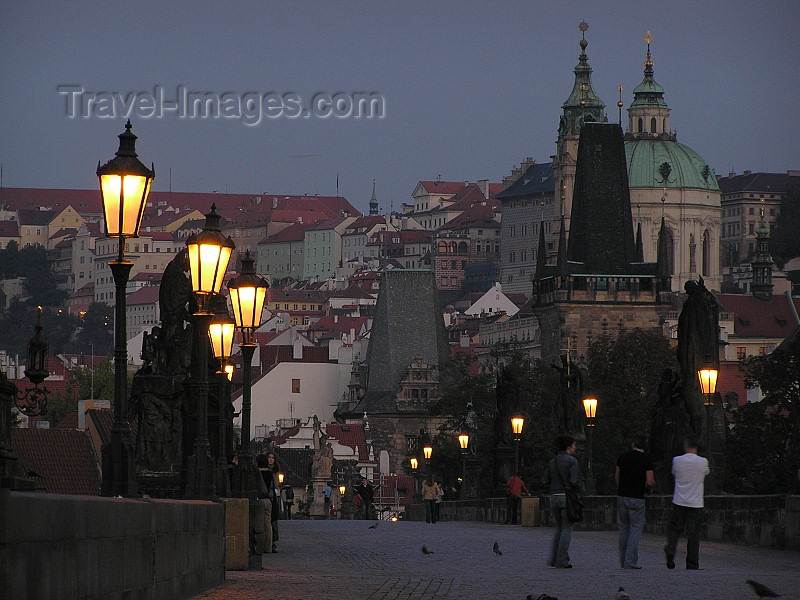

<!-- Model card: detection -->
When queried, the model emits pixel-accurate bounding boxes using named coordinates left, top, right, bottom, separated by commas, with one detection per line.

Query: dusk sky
left=1, top=1, right=797, bottom=215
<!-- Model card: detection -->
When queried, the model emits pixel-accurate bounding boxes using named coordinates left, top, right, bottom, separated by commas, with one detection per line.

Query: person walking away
left=664, top=434, right=709, bottom=570
left=615, top=433, right=655, bottom=569
left=542, top=434, right=584, bottom=568
left=323, top=481, right=332, bottom=515
left=281, top=483, right=294, bottom=520
left=505, top=472, right=530, bottom=525
left=354, top=477, right=374, bottom=520
left=421, top=475, right=440, bottom=523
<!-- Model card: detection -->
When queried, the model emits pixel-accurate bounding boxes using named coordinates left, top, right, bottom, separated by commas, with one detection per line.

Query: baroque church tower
left=551, top=21, right=608, bottom=261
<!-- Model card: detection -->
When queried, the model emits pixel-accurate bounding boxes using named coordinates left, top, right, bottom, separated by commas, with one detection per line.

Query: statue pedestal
left=310, top=477, right=328, bottom=517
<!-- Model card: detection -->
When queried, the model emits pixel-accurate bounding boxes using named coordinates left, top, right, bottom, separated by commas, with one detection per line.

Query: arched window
left=650, top=117, right=657, bottom=133
left=437, top=240, right=447, bottom=254
left=664, top=228, right=675, bottom=275
left=458, top=241, right=468, bottom=253
left=662, top=118, right=667, bottom=132
left=702, top=230, right=710, bottom=276
left=637, top=118, right=643, bottom=133
left=449, top=241, right=457, bottom=253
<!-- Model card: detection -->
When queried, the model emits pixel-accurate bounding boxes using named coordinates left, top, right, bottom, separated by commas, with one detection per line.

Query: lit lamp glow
left=338, top=484, right=346, bottom=496
left=511, top=416, right=525, bottom=441
left=278, top=472, right=285, bottom=485
left=186, top=205, right=234, bottom=312
left=697, top=367, right=718, bottom=406
left=209, top=309, right=235, bottom=370
left=458, top=432, right=470, bottom=453
left=582, top=396, right=598, bottom=424
left=409, top=457, right=419, bottom=471
left=223, top=364, right=234, bottom=381
left=422, top=444, right=433, bottom=461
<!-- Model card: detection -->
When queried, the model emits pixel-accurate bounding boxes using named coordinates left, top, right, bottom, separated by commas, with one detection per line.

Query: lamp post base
left=185, top=445, right=216, bottom=498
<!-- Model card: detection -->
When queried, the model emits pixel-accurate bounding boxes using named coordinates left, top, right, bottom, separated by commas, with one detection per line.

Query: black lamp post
left=582, top=395, right=597, bottom=495
left=421, top=431, right=433, bottom=476
left=458, top=430, right=469, bottom=498
left=185, top=205, right=234, bottom=498
left=210, top=298, right=236, bottom=496
left=97, top=120, right=154, bottom=497
left=697, top=364, right=718, bottom=459
left=227, top=250, right=269, bottom=499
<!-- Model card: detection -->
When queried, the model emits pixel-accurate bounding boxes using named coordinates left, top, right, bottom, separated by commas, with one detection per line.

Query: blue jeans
left=548, top=494, right=572, bottom=567
left=425, top=499, right=437, bottom=523
left=665, top=503, right=703, bottom=569
left=618, top=496, right=646, bottom=568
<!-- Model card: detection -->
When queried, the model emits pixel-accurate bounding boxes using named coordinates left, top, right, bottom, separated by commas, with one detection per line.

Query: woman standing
left=257, top=452, right=281, bottom=553
left=421, top=475, right=440, bottom=524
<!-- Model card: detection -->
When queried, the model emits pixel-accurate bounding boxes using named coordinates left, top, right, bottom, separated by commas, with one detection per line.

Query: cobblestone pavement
left=193, top=519, right=798, bottom=600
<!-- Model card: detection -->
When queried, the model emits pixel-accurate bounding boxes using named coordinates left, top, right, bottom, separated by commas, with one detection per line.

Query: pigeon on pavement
left=421, top=545, right=434, bottom=555
left=746, top=580, right=781, bottom=597
left=493, top=541, right=502, bottom=555
left=615, top=586, right=631, bottom=600
left=368, top=521, right=379, bottom=529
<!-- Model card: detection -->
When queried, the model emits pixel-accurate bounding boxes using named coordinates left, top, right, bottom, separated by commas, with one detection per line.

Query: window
left=292, top=379, right=300, bottom=393
left=736, top=347, right=746, bottom=360
left=758, top=347, right=767, bottom=355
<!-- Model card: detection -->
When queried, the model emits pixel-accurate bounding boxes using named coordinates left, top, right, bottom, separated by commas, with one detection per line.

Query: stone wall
left=409, top=495, right=799, bottom=550
left=0, top=489, right=225, bottom=599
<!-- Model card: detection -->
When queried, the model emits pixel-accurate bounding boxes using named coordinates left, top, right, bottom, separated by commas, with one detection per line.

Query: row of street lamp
left=95, top=121, right=721, bottom=500
left=97, top=121, right=270, bottom=499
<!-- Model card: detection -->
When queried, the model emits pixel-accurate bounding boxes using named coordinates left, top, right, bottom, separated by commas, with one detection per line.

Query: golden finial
left=644, top=30, right=653, bottom=67
left=579, top=21, right=589, bottom=36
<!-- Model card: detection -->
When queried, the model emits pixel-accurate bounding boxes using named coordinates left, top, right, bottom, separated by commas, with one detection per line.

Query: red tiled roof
left=268, top=288, right=328, bottom=304
left=86, top=407, right=138, bottom=446
left=126, top=285, right=160, bottom=304
left=716, top=293, right=800, bottom=338
left=418, top=181, right=470, bottom=195
left=718, top=360, right=748, bottom=408
left=327, top=283, right=376, bottom=300
left=49, top=227, right=77, bottom=240
left=141, top=231, right=176, bottom=241
left=326, top=422, right=368, bottom=460
left=344, top=215, right=387, bottom=234
left=10, top=428, right=101, bottom=495
left=307, top=315, right=369, bottom=337
left=0, top=220, right=20, bottom=237
left=262, top=221, right=312, bottom=243
left=307, top=216, right=349, bottom=231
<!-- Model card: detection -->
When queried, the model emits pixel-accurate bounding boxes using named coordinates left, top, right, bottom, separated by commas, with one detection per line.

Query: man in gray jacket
left=542, top=434, right=584, bottom=568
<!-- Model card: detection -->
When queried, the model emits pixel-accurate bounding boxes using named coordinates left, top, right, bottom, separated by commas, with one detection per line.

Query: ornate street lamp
left=278, top=472, right=285, bottom=485
left=409, top=456, right=418, bottom=471
left=97, top=120, right=154, bottom=497
left=582, top=395, right=598, bottom=494
left=511, top=415, right=524, bottom=474
left=227, top=249, right=269, bottom=499
left=698, top=363, right=718, bottom=458
left=209, top=304, right=236, bottom=373
left=12, top=307, right=50, bottom=417
left=185, top=205, right=234, bottom=498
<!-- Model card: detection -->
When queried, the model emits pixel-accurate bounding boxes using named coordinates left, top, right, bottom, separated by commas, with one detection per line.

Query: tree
left=74, top=302, right=114, bottom=356
left=769, top=185, right=800, bottom=269
left=731, top=330, right=800, bottom=493
left=585, top=329, right=678, bottom=494
left=70, top=359, right=116, bottom=403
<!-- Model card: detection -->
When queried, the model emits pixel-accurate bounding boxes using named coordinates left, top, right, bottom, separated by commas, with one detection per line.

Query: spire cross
left=644, top=30, right=653, bottom=66
left=579, top=21, right=588, bottom=38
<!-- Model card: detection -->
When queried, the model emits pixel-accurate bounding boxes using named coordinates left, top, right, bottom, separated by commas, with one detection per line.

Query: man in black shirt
left=615, top=433, right=655, bottom=569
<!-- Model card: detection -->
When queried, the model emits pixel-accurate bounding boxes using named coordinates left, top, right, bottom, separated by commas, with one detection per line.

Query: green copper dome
left=625, top=139, right=719, bottom=191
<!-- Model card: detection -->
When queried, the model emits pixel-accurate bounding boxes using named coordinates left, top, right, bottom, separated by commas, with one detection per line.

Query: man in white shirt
left=664, top=434, right=710, bottom=570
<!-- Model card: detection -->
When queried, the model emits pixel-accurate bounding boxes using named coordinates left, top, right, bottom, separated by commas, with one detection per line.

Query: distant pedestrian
left=664, top=434, right=709, bottom=570
left=281, top=484, right=294, bottom=520
left=615, top=433, right=655, bottom=569
left=421, top=475, right=440, bottom=524
left=257, top=452, right=281, bottom=553
left=323, top=481, right=332, bottom=515
left=505, top=472, right=530, bottom=525
left=542, top=434, right=583, bottom=568
left=354, top=477, right=374, bottom=520
left=435, top=479, right=445, bottom=521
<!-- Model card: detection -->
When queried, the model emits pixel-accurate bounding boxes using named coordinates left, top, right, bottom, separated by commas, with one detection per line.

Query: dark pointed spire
left=535, top=220, right=547, bottom=280
left=559, top=22, right=607, bottom=138
left=635, top=220, right=644, bottom=262
left=557, top=213, right=568, bottom=278
left=656, top=216, right=670, bottom=279
left=369, top=179, right=379, bottom=215
left=752, top=198, right=773, bottom=300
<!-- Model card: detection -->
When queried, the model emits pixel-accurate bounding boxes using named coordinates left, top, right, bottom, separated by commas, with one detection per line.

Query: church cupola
left=625, top=31, right=675, bottom=141
left=559, top=21, right=607, bottom=139
left=369, top=179, right=379, bottom=216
